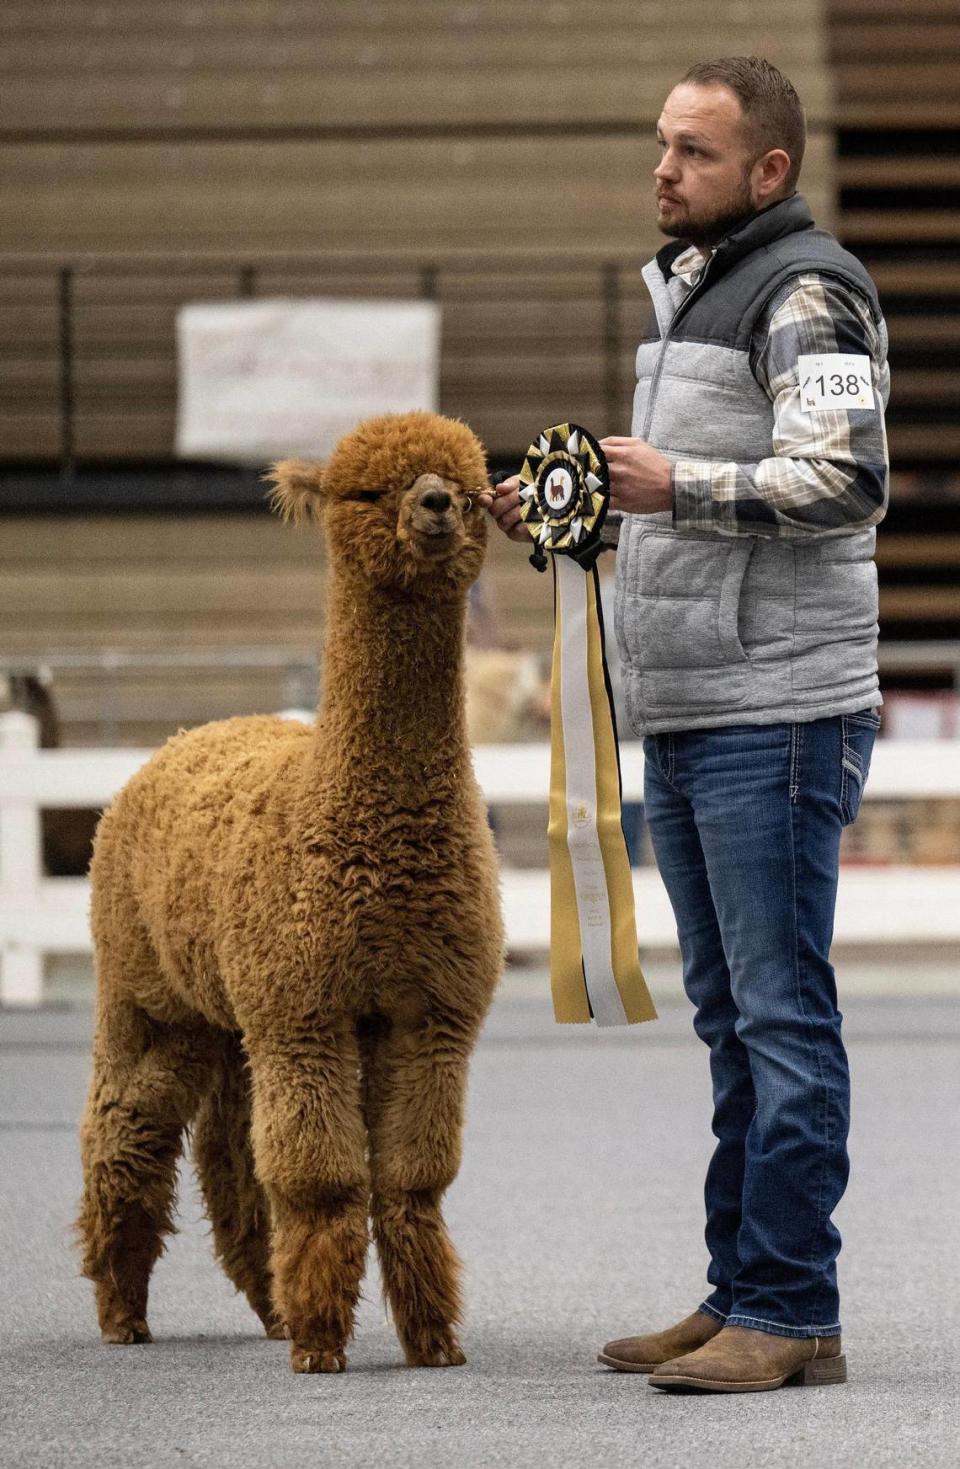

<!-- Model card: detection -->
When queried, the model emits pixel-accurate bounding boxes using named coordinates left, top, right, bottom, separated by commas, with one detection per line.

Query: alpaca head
left=264, top=411, right=490, bottom=595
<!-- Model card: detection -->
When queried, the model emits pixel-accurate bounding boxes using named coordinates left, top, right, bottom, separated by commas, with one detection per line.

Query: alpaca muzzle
left=403, top=475, right=466, bottom=554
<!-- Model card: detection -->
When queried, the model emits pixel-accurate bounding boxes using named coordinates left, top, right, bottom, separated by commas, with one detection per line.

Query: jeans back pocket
left=839, top=709, right=880, bottom=827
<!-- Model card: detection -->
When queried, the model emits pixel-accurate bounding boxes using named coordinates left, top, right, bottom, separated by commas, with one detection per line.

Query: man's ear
left=262, top=459, right=326, bottom=526
left=753, top=147, right=792, bottom=203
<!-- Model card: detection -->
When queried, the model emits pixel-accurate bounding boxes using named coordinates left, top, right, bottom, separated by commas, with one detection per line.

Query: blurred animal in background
left=1, top=672, right=100, bottom=876
left=464, top=580, right=548, bottom=746
left=76, top=411, right=505, bottom=1375
left=464, top=646, right=545, bottom=745
left=466, top=578, right=548, bottom=746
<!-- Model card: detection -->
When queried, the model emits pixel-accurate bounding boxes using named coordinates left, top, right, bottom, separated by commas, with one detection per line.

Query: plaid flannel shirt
left=666, top=244, right=890, bottom=540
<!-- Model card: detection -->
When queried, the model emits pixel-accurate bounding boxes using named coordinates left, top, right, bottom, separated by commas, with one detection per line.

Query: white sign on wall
left=175, top=298, right=440, bottom=463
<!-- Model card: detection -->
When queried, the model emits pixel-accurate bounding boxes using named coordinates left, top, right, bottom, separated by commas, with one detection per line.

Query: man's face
left=653, top=82, right=763, bottom=247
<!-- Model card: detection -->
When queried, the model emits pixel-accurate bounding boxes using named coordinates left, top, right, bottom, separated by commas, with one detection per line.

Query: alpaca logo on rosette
left=546, top=467, right=575, bottom=512
left=517, top=422, right=609, bottom=564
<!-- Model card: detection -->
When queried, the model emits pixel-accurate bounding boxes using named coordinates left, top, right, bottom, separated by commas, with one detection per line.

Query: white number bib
left=797, top=353, right=875, bottom=412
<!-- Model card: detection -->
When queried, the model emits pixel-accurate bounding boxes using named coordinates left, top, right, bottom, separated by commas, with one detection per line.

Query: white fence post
left=0, top=710, right=45, bottom=1006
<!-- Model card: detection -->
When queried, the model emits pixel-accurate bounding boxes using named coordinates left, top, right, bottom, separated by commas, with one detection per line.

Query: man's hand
left=600, top=437, right=673, bottom=515
left=478, top=440, right=672, bottom=541
left=477, top=476, right=529, bottom=543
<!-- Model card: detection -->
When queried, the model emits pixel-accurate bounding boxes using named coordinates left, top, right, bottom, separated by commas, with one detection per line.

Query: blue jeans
left=642, top=710, right=880, bottom=1339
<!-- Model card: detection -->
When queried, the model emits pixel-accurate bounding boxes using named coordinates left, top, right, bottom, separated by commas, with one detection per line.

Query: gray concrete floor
left=1, top=972, right=958, bottom=1468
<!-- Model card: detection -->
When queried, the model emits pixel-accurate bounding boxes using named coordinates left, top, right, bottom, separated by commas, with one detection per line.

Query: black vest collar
left=656, top=194, right=815, bottom=284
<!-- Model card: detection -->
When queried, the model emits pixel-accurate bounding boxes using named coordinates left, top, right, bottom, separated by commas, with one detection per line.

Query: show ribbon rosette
left=518, top=422, right=656, bottom=1027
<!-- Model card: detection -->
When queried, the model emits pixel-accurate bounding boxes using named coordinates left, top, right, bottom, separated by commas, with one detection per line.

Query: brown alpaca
left=76, top=411, right=504, bottom=1374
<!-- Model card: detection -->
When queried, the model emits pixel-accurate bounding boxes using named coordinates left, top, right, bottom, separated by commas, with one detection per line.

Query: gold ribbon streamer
left=548, top=559, right=657, bottom=1027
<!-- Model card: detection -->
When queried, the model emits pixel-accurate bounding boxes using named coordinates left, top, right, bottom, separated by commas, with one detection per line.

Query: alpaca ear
left=262, top=459, right=326, bottom=526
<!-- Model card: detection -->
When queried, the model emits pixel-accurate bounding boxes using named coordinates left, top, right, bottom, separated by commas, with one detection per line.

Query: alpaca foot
left=403, top=1330, right=467, bottom=1368
left=290, top=1344, right=347, bottom=1374
left=94, top=1275, right=153, bottom=1346
left=101, top=1318, right=153, bottom=1345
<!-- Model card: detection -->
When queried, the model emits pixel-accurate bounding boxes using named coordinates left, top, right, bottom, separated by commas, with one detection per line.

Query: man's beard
left=657, top=173, right=756, bottom=248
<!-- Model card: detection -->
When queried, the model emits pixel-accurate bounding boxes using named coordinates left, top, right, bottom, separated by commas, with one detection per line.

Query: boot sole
left=597, top=1353, right=656, bottom=1373
left=649, top=1353, right=848, bottom=1393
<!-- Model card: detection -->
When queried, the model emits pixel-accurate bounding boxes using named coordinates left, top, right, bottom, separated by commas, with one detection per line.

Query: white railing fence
left=2, top=708, right=960, bottom=1006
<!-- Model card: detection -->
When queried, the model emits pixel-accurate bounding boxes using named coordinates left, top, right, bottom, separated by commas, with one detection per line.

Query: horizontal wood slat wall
left=829, top=0, right=960, bottom=473
left=827, top=0, right=960, bottom=649
left=0, top=2, right=831, bottom=134
left=1, top=134, right=834, bottom=255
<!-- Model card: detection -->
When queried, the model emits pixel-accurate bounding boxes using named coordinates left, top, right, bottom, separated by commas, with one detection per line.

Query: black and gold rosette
left=518, top=422, right=609, bottom=566
left=519, top=422, right=656, bottom=1028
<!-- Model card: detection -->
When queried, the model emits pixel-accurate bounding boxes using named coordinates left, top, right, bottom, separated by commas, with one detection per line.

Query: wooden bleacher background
left=828, top=0, right=960, bottom=646
left=1, top=0, right=957, bottom=745
left=0, top=0, right=833, bottom=463
left=830, top=0, right=960, bottom=462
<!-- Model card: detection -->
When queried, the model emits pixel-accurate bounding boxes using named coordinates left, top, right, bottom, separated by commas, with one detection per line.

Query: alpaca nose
left=421, top=487, right=452, bottom=513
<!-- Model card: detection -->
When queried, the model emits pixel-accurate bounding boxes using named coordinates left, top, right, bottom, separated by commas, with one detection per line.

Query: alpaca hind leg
left=77, top=1003, right=216, bottom=1344
left=247, top=1021, right=370, bottom=1373
left=363, top=1014, right=477, bottom=1367
left=192, top=1031, right=279, bottom=1337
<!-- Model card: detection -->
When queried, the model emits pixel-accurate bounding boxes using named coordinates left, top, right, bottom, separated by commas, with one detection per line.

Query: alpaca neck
left=314, top=571, right=468, bottom=782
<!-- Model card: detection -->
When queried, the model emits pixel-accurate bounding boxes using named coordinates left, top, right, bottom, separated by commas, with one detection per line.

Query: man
left=482, top=56, right=889, bottom=1393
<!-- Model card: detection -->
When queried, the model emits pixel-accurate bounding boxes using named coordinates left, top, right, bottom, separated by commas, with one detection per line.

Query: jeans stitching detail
left=840, top=715, right=850, bottom=822
left=646, top=735, right=684, bottom=801
left=653, top=733, right=681, bottom=793
left=698, top=1301, right=729, bottom=1323
left=725, top=1312, right=841, bottom=1336
left=789, top=722, right=802, bottom=802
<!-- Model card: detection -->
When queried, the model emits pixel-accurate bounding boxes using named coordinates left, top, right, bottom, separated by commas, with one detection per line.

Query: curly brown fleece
left=76, top=411, right=505, bottom=1374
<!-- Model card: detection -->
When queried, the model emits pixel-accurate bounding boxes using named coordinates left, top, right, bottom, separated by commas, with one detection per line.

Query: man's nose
left=655, top=151, right=678, bottom=181
left=421, top=487, right=452, bottom=513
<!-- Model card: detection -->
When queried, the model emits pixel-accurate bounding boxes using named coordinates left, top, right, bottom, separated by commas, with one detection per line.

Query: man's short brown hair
left=682, top=55, right=806, bottom=193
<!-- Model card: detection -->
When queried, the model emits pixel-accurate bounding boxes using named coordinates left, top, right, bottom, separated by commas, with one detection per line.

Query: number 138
left=816, top=373, right=862, bottom=397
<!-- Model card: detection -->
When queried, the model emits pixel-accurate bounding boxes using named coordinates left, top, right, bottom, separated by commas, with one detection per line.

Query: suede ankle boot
left=649, top=1324, right=846, bottom=1393
left=598, top=1309, right=724, bottom=1373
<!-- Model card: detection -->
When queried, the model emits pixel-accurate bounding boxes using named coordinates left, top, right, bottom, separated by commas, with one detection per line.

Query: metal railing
left=5, top=642, right=960, bottom=745
left=1, top=648, right=320, bottom=746
left=0, top=249, right=632, bottom=479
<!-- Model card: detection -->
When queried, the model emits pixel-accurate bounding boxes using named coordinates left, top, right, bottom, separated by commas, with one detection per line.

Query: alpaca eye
left=352, top=489, right=383, bottom=503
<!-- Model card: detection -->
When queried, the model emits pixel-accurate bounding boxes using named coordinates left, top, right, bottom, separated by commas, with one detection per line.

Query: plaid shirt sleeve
left=670, top=273, right=891, bottom=539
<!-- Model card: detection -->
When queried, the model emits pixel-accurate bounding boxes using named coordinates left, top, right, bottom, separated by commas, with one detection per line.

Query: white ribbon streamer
left=555, top=555, right=629, bottom=1027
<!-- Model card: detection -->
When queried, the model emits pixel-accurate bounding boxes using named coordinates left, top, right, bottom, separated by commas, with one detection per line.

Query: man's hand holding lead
left=477, top=476, right=530, bottom=543
left=600, top=437, right=673, bottom=515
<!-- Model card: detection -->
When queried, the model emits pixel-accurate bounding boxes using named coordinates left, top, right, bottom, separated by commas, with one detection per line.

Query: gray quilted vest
left=614, top=194, right=889, bottom=736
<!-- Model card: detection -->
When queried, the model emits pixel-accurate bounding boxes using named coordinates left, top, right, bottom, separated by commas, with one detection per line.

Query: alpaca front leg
left=247, top=1023, right=370, bottom=1374
left=362, top=1016, right=476, bottom=1367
